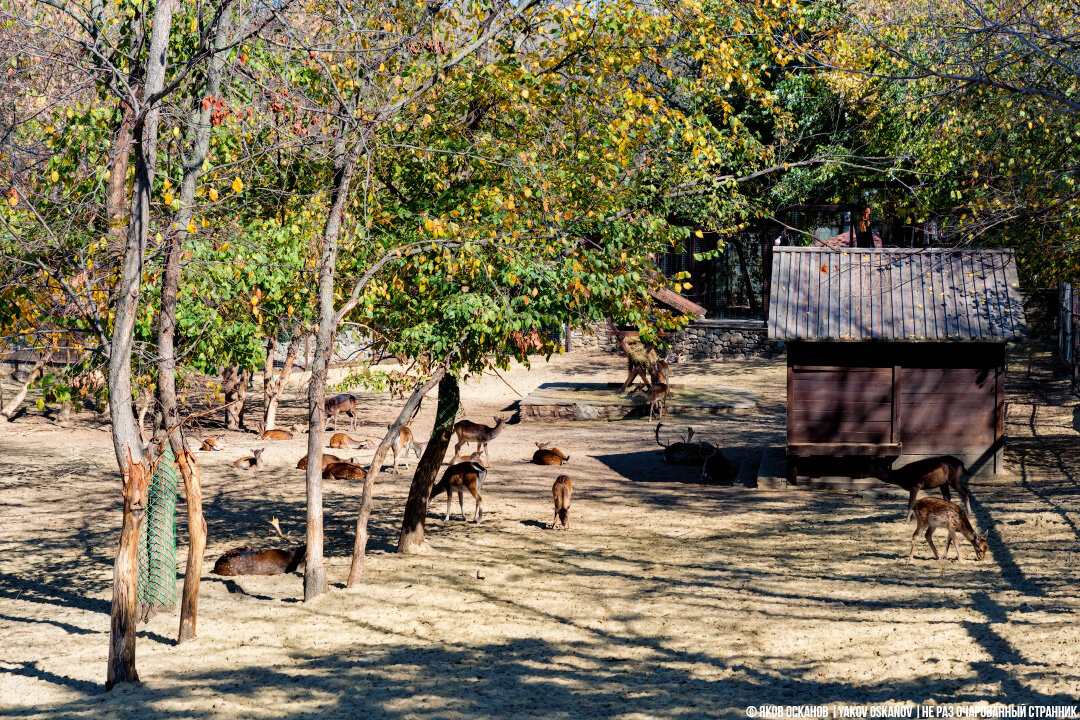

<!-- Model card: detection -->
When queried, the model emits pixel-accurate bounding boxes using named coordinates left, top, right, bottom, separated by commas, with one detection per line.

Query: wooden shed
left=767, top=248, right=1026, bottom=482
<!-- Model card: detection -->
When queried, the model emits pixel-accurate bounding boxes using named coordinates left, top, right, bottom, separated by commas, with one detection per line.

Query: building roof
left=768, top=248, right=1026, bottom=342
left=649, top=287, right=707, bottom=319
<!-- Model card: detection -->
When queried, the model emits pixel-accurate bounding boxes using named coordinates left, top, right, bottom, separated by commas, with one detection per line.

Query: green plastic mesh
left=137, top=445, right=178, bottom=616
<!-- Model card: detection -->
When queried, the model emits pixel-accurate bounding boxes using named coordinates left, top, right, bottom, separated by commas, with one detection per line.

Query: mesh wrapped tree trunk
left=137, top=445, right=179, bottom=621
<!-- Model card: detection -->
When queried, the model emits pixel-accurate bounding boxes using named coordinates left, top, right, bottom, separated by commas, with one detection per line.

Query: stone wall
left=565, top=323, right=619, bottom=352
left=1021, top=289, right=1057, bottom=351
left=669, top=320, right=782, bottom=361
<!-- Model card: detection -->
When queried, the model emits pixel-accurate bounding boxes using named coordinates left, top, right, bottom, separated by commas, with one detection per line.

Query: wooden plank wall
left=898, top=367, right=996, bottom=454
left=790, top=366, right=894, bottom=443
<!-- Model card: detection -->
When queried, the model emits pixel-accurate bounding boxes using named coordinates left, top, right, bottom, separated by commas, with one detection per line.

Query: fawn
left=453, top=416, right=507, bottom=462
left=552, top=475, right=573, bottom=529
left=325, top=393, right=358, bottom=431
left=234, top=448, right=265, bottom=470
left=390, top=425, right=425, bottom=472
left=909, top=497, right=988, bottom=562
left=322, top=462, right=367, bottom=480
left=296, top=453, right=344, bottom=470
left=870, top=455, right=974, bottom=522
left=532, top=442, right=570, bottom=466
left=451, top=451, right=485, bottom=466
left=430, top=461, right=486, bottom=522
left=199, top=436, right=225, bottom=451
left=632, top=383, right=668, bottom=422
left=261, top=428, right=293, bottom=441
left=650, top=359, right=670, bottom=386
left=329, top=432, right=373, bottom=450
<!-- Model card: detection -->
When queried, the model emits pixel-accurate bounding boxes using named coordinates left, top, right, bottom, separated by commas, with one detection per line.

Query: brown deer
left=329, top=432, right=373, bottom=450
left=701, top=448, right=736, bottom=485
left=325, top=393, right=358, bottom=431
left=532, top=442, right=570, bottom=466
left=199, top=436, right=225, bottom=451
left=453, top=416, right=507, bottom=462
left=322, top=461, right=367, bottom=480
left=650, top=359, right=670, bottom=387
left=261, top=428, right=293, bottom=441
left=451, top=451, right=485, bottom=466
left=552, top=475, right=573, bottom=529
left=430, top=461, right=486, bottom=522
left=390, top=425, right=425, bottom=472
left=909, top=498, right=989, bottom=562
left=233, top=448, right=265, bottom=470
left=870, top=455, right=974, bottom=522
left=632, top=383, right=668, bottom=422
left=296, top=453, right=344, bottom=470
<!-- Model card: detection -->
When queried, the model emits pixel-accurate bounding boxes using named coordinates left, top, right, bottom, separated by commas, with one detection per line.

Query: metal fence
left=1061, top=282, right=1079, bottom=392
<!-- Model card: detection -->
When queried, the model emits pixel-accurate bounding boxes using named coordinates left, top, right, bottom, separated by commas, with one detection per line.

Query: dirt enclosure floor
left=2, top=350, right=1079, bottom=718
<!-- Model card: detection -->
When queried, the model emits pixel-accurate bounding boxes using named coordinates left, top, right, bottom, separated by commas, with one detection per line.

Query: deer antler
left=268, top=517, right=291, bottom=540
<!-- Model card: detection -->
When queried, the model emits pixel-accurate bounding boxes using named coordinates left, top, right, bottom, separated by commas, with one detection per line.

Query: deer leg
left=925, top=527, right=940, bottom=560
left=943, top=533, right=954, bottom=560
left=472, top=488, right=483, bottom=523
left=453, top=437, right=465, bottom=458
left=481, top=442, right=490, bottom=463
left=444, top=491, right=452, bottom=522
left=941, top=484, right=953, bottom=503
left=949, top=531, right=962, bottom=561
left=348, top=410, right=356, bottom=432
left=957, top=483, right=973, bottom=517
left=906, top=491, right=918, bottom=522
left=910, top=521, right=925, bottom=561
left=458, top=490, right=467, bottom=522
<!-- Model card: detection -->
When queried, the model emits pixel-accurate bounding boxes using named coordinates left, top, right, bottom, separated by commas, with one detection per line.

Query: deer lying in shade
left=870, top=455, right=975, bottom=522
left=329, top=433, right=373, bottom=450
left=213, top=518, right=306, bottom=575
left=909, top=498, right=988, bottom=562
left=296, top=453, right=344, bottom=470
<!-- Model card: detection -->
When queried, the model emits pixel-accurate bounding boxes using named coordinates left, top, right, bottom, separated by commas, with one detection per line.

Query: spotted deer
left=390, top=425, right=426, bottom=472
left=430, top=461, right=486, bottom=522
left=329, top=433, right=373, bottom=450
left=632, top=383, right=668, bottom=422
left=532, top=442, right=570, bottom=466
left=909, top=498, right=988, bottom=562
left=870, top=455, right=974, bottom=522
left=296, top=453, right=344, bottom=470
left=261, top=428, right=293, bottom=441
left=325, top=393, right=358, bottom=431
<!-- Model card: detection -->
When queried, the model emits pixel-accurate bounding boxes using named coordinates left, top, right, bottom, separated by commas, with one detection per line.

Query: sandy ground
left=1, top=349, right=1079, bottom=718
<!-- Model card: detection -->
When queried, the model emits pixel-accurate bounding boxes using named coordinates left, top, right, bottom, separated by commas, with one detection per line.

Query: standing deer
left=632, top=383, right=668, bottom=422
left=453, top=416, right=507, bottom=462
left=552, top=475, right=573, bottom=529
left=870, top=455, right=975, bottom=522
left=532, top=442, right=570, bottom=466
left=390, top=425, right=425, bottom=472
left=909, top=498, right=989, bottom=562
left=430, top=461, right=486, bottom=522
left=325, top=393, right=358, bottom=431
left=234, top=448, right=265, bottom=470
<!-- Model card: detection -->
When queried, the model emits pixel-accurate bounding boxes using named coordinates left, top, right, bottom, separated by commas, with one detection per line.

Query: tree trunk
left=347, top=367, right=445, bottom=586
left=0, top=351, right=52, bottom=420
left=176, top=447, right=205, bottom=643
left=398, top=374, right=459, bottom=554
left=262, top=330, right=300, bottom=431
left=106, top=0, right=175, bottom=691
left=223, top=366, right=250, bottom=430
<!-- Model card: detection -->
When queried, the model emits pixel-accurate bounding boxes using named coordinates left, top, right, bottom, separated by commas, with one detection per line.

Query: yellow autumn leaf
left=163, top=192, right=174, bottom=205
left=231, top=177, right=243, bottom=193
left=202, top=218, right=210, bottom=228
left=173, top=126, right=180, bottom=137
left=49, top=170, right=59, bottom=183
left=694, top=230, right=703, bottom=238
left=163, top=178, right=172, bottom=191
left=208, top=187, right=219, bottom=202
left=186, top=220, right=197, bottom=234
left=8, top=195, right=17, bottom=206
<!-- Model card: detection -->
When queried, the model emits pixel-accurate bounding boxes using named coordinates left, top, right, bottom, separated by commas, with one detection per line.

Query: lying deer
left=325, top=393, right=358, bottom=431
left=701, top=449, right=736, bottom=485
left=453, top=416, right=507, bottom=462
left=390, top=425, right=426, bottom=472
left=909, top=497, right=988, bottom=562
left=632, top=383, right=668, bottom=422
left=552, top=475, right=573, bottom=530
left=322, top=461, right=367, bottom=480
left=234, top=448, right=265, bottom=470
left=261, top=428, right=293, bottom=441
left=296, top=453, right=344, bottom=470
left=655, top=423, right=714, bottom=466
left=329, top=433, right=373, bottom=450
left=532, top=442, right=570, bottom=466
left=451, top=451, right=485, bottom=466
left=214, top=518, right=305, bottom=576
left=430, top=461, right=486, bottom=522
left=870, top=455, right=974, bottom=522
left=199, top=436, right=225, bottom=451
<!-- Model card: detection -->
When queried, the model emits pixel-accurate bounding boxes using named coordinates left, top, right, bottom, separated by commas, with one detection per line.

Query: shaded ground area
left=1, top=350, right=1078, bottom=718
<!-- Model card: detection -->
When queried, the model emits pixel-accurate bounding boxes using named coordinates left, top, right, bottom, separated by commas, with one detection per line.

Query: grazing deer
left=261, top=428, right=293, bottom=441
left=909, top=497, right=989, bottom=562
left=390, top=425, right=425, bottom=472
left=322, top=461, right=367, bottom=480
left=329, top=432, right=373, bottom=450
left=325, top=393, right=358, bottom=431
left=233, top=448, right=265, bottom=470
left=655, top=423, right=715, bottom=466
left=870, top=455, right=974, bottom=522
left=296, top=453, right=344, bottom=470
left=430, top=461, right=486, bottom=522
left=199, top=436, right=225, bottom=451
left=453, top=416, right=507, bottom=462
left=632, top=383, right=668, bottom=422
left=532, top=442, right=570, bottom=466
left=552, top=475, right=573, bottom=529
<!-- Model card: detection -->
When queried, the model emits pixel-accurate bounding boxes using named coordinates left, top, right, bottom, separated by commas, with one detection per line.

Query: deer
left=233, top=448, right=265, bottom=470
left=430, top=461, right=486, bottom=522
left=552, top=475, right=573, bottom=530
left=325, top=393, right=358, bottom=431
left=908, top=497, right=989, bottom=562
left=650, top=359, right=670, bottom=387
left=453, top=416, right=507, bottom=462
left=869, top=455, right=975, bottom=522
left=390, top=425, right=425, bottom=472
left=451, top=451, right=486, bottom=466
left=296, top=453, right=344, bottom=470
left=322, top=461, right=367, bottom=480
left=329, top=433, right=373, bottom=450
left=655, top=423, right=715, bottom=466
left=213, top=518, right=305, bottom=575
left=701, top=448, right=736, bottom=485
left=532, top=442, right=570, bottom=466
left=260, top=428, right=293, bottom=441
left=199, top=436, right=225, bottom=451
left=632, top=383, right=668, bottom=422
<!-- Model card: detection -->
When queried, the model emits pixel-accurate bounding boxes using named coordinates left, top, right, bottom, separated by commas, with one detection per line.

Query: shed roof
left=768, top=248, right=1026, bottom=342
